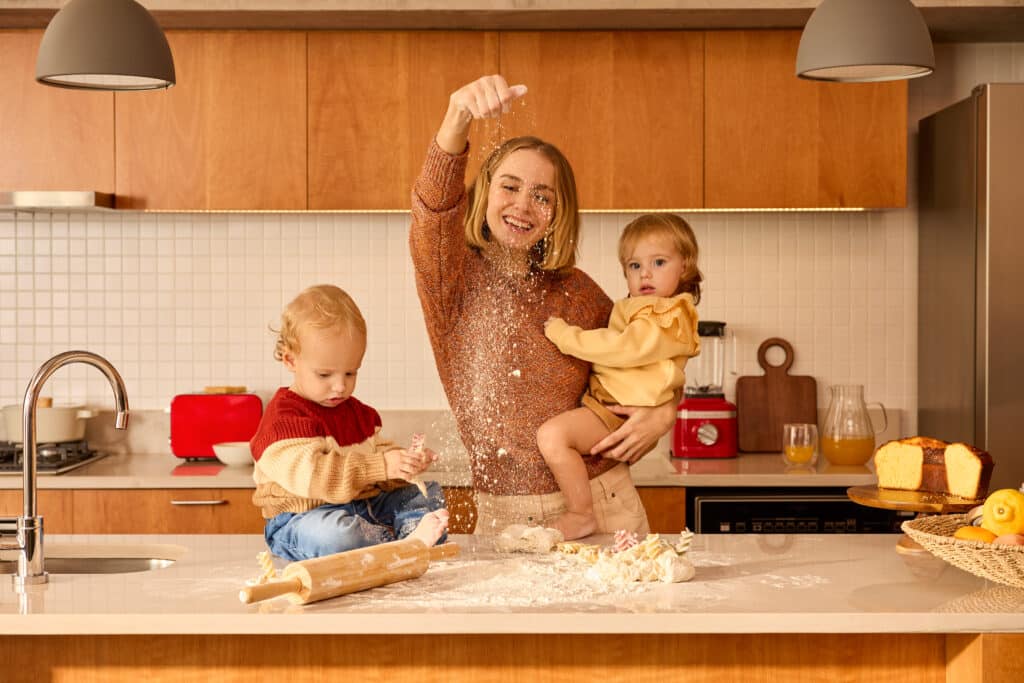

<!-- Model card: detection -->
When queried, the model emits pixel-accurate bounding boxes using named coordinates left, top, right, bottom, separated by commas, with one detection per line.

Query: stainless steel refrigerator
left=918, top=82, right=1024, bottom=492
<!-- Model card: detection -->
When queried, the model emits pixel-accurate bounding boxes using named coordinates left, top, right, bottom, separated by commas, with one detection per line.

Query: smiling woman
left=409, top=74, right=678, bottom=536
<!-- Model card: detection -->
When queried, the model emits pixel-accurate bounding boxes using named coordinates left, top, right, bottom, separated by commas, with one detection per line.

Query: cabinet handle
left=170, top=499, right=227, bottom=506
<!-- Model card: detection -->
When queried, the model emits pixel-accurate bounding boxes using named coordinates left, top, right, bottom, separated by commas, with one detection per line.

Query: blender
left=673, top=320, right=738, bottom=458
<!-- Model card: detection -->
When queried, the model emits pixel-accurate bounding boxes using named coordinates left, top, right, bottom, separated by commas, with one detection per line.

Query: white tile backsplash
left=1, top=42, right=1021, bottom=440
left=0, top=207, right=914, bottom=423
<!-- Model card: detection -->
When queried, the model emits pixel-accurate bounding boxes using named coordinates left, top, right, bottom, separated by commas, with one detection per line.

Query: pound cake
left=874, top=436, right=994, bottom=500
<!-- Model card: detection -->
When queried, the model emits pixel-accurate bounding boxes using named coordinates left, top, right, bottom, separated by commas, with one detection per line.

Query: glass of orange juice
left=782, top=423, right=818, bottom=467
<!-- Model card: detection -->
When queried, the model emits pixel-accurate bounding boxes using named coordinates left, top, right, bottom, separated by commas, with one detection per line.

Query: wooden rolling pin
left=239, top=538, right=459, bottom=605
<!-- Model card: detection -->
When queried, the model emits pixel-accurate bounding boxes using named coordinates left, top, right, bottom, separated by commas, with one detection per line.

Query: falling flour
left=407, top=432, right=430, bottom=498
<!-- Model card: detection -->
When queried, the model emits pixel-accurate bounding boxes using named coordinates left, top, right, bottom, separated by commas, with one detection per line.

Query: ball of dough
left=494, top=524, right=565, bottom=553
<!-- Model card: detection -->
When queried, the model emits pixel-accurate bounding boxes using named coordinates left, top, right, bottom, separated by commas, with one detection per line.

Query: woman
left=409, top=75, right=676, bottom=535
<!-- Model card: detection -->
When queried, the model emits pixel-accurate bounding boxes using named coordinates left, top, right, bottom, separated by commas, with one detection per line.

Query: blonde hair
left=464, top=136, right=580, bottom=272
left=618, top=213, right=703, bottom=303
left=273, top=285, right=366, bottom=361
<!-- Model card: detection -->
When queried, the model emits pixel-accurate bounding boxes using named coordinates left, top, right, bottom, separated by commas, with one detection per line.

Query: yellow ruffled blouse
left=544, top=293, right=700, bottom=407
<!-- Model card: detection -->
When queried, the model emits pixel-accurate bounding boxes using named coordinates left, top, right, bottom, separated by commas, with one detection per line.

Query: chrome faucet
left=5, top=351, right=129, bottom=586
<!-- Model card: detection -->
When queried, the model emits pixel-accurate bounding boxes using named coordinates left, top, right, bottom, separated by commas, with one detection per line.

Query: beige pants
left=473, top=463, right=650, bottom=536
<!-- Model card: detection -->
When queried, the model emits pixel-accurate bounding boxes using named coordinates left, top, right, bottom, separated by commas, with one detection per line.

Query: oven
left=686, top=486, right=912, bottom=534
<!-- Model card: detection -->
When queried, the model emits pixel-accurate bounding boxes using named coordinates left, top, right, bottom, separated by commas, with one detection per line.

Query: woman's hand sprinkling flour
left=436, top=75, right=528, bottom=154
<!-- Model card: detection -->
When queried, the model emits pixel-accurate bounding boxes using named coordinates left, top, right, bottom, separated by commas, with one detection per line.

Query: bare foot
left=408, top=509, right=450, bottom=547
left=551, top=511, right=597, bottom=541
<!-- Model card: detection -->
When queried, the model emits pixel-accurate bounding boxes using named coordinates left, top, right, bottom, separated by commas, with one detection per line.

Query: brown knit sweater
left=410, top=141, right=616, bottom=495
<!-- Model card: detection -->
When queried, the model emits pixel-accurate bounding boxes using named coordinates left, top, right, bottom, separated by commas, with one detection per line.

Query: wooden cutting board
left=735, top=337, right=817, bottom=452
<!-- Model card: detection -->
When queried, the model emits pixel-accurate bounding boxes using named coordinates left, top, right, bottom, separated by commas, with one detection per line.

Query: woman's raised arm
left=435, top=75, right=528, bottom=155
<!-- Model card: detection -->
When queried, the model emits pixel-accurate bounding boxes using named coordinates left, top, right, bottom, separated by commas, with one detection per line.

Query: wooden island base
left=9, top=633, right=1023, bottom=683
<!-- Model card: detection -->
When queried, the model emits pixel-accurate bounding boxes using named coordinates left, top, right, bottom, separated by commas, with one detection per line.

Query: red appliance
left=673, top=320, right=738, bottom=458
left=170, top=393, right=263, bottom=459
left=673, top=396, right=738, bottom=459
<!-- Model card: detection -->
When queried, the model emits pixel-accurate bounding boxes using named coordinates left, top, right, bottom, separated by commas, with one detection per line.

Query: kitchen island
left=2, top=532, right=1021, bottom=682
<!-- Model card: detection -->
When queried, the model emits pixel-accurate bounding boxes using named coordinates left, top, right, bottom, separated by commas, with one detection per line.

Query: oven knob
left=696, top=423, right=719, bottom=445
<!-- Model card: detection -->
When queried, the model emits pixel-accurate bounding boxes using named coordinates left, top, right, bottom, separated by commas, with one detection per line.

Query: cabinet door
left=115, top=31, right=307, bottom=210
left=500, top=31, right=703, bottom=210
left=0, top=30, right=114, bottom=192
left=705, top=30, right=906, bottom=208
left=637, top=487, right=686, bottom=534
left=0, top=489, right=74, bottom=534
left=72, top=489, right=264, bottom=534
left=308, top=31, right=499, bottom=210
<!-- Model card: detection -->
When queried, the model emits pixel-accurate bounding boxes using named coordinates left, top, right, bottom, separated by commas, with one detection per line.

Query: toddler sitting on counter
left=249, top=284, right=448, bottom=561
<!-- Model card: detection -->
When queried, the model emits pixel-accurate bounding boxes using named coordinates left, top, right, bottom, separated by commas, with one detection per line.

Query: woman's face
left=485, top=149, right=557, bottom=252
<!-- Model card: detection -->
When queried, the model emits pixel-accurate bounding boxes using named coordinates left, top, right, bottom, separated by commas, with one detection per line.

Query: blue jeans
left=264, top=481, right=447, bottom=562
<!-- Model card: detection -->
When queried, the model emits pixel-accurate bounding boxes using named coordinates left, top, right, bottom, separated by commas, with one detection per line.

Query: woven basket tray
left=902, top=514, right=1024, bottom=588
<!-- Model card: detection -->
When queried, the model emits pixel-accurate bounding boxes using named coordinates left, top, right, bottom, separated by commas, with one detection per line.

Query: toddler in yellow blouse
left=250, top=284, right=448, bottom=561
left=540, top=214, right=702, bottom=540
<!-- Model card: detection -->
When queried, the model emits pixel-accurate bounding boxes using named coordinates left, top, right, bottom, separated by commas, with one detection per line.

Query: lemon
left=981, top=488, right=1024, bottom=537
left=953, top=525, right=996, bottom=543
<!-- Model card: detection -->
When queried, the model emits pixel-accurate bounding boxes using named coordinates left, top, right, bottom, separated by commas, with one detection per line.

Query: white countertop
left=0, top=451, right=877, bottom=490
left=2, top=532, right=1020, bottom=635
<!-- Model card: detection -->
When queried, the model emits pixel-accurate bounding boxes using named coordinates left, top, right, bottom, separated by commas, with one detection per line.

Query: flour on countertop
left=301, top=548, right=734, bottom=612
left=325, top=553, right=650, bottom=609
left=757, top=574, right=831, bottom=589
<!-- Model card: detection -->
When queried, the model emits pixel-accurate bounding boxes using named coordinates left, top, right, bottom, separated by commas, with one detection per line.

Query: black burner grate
left=0, top=439, right=101, bottom=472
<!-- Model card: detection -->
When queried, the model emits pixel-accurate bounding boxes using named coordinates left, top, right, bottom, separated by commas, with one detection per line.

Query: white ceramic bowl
left=212, top=441, right=253, bottom=467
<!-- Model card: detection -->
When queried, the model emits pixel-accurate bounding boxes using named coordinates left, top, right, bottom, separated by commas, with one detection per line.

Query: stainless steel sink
left=0, top=542, right=185, bottom=575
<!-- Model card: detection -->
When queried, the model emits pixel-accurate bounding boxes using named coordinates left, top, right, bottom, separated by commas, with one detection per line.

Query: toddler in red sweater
left=250, top=284, right=448, bottom=561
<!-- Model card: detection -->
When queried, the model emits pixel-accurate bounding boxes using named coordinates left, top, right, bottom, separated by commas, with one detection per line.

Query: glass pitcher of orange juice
left=820, top=385, right=887, bottom=466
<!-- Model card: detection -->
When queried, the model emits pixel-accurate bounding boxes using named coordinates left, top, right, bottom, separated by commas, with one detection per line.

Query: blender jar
left=685, top=320, right=728, bottom=398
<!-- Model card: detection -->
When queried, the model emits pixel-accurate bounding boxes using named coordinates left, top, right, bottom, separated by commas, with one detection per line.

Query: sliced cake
left=874, top=437, right=993, bottom=500
left=943, top=442, right=994, bottom=499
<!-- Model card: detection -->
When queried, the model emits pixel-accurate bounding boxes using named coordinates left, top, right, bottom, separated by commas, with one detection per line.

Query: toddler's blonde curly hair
left=273, top=285, right=366, bottom=361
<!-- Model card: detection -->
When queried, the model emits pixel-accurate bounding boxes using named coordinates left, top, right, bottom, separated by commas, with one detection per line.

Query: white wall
left=2, top=43, right=1021, bottom=437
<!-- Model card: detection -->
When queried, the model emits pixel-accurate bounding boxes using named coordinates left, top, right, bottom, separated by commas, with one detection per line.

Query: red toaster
left=170, top=393, right=263, bottom=459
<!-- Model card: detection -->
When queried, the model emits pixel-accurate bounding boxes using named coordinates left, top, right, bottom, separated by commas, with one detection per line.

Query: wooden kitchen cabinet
left=3, top=28, right=906, bottom=211
left=308, top=31, right=499, bottom=210
left=705, top=30, right=906, bottom=208
left=72, top=489, right=263, bottom=534
left=0, top=489, right=74, bottom=534
left=9, top=486, right=678, bottom=536
left=637, top=486, right=686, bottom=533
left=0, top=30, right=115, bottom=193
left=115, top=31, right=307, bottom=210
left=500, top=31, right=704, bottom=210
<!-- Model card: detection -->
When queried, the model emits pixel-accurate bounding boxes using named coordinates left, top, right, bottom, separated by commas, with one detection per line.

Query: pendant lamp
left=796, top=0, right=934, bottom=82
left=36, top=0, right=175, bottom=90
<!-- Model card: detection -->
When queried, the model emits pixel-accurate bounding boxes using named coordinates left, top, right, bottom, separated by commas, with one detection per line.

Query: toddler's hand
left=384, top=447, right=438, bottom=480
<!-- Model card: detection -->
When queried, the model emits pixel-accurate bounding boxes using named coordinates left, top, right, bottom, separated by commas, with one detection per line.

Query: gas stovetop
left=0, top=439, right=107, bottom=475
